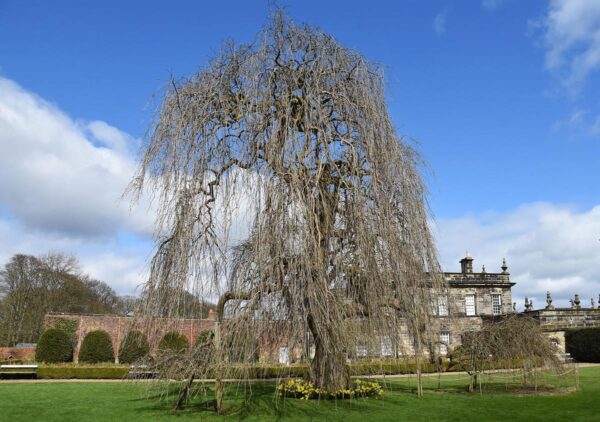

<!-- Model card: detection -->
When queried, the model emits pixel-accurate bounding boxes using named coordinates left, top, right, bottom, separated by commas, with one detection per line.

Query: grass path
left=0, top=367, right=599, bottom=421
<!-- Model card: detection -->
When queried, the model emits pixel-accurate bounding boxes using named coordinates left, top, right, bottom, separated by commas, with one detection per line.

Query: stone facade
left=405, top=253, right=515, bottom=357
left=524, top=307, right=600, bottom=353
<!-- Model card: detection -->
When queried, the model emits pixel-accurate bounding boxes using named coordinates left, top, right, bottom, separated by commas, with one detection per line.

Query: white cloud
left=0, top=76, right=155, bottom=294
left=538, top=0, right=600, bottom=92
left=433, top=10, right=447, bottom=36
left=0, top=77, right=153, bottom=237
left=435, top=203, right=600, bottom=310
left=79, top=251, right=150, bottom=295
left=87, top=120, right=139, bottom=156
left=551, top=108, right=600, bottom=137
left=0, top=218, right=150, bottom=295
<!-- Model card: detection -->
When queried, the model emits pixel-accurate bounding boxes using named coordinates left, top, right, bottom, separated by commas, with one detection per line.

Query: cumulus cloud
left=0, top=218, right=150, bottom=294
left=0, top=76, right=155, bottom=294
left=433, top=10, right=447, bottom=36
left=435, top=203, right=600, bottom=310
left=537, top=0, right=600, bottom=92
left=0, top=77, right=153, bottom=237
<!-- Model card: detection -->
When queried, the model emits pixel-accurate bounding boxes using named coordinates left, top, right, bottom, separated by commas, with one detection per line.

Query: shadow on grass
left=125, top=373, right=580, bottom=420
left=127, top=381, right=394, bottom=420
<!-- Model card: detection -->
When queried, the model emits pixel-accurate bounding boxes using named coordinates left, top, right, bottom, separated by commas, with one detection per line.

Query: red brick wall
left=0, top=347, right=36, bottom=362
left=44, top=313, right=216, bottom=363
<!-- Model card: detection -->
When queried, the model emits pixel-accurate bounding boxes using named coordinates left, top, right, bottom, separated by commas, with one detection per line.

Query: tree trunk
left=415, top=353, right=423, bottom=397
left=214, top=322, right=224, bottom=415
left=307, top=316, right=350, bottom=392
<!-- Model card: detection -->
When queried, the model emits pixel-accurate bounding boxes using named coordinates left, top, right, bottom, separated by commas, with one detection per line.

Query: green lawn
left=1, top=367, right=599, bottom=421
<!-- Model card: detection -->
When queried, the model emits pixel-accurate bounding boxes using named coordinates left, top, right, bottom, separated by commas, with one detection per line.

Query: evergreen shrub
left=158, top=331, right=189, bottom=354
left=566, top=328, right=600, bottom=363
left=79, top=330, right=114, bottom=363
left=118, top=330, right=150, bottom=364
left=35, top=328, right=73, bottom=363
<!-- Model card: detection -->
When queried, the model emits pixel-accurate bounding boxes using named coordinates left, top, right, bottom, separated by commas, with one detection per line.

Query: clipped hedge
left=79, top=330, right=115, bottom=363
left=33, top=359, right=460, bottom=380
left=566, top=327, right=600, bottom=363
left=36, top=328, right=73, bottom=363
left=194, top=330, right=213, bottom=349
left=118, top=330, right=150, bottom=364
left=158, top=331, right=189, bottom=353
left=38, top=364, right=129, bottom=379
left=349, top=360, right=444, bottom=376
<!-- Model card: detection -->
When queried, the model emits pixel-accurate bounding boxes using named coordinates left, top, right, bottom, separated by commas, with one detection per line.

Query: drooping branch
left=131, top=9, right=444, bottom=401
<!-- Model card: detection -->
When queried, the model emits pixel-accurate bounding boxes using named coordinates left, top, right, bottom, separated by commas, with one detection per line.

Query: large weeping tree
left=130, top=11, right=443, bottom=400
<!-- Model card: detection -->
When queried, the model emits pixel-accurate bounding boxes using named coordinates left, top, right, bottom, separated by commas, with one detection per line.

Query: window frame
left=356, top=345, right=368, bottom=358
left=439, top=331, right=450, bottom=355
left=465, top=294, right=476, bottom=316
left=438, top=295, right=449, bottom=316
left=491, top=294, right=502, bottom=315
left=381, top=336, right=393, bottom=357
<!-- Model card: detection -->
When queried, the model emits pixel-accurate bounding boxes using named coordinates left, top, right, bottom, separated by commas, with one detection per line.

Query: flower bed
left=277, top=378, right=383, bottom=400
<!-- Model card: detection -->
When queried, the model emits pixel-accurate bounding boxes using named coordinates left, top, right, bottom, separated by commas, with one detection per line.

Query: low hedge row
left=350, top=360, right=446, bottom=376
left=37, top=365, right=129, bottom=379
left=34, top=360, right=458, bottom=379
left=34, top=358, right=547, bottom=380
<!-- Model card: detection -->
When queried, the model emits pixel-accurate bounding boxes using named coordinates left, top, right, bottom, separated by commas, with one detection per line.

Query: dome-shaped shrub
left=158, top=331, right=189, bottom=354
left=118, top=330, right=150, bottom=364
left=194, top=330, right=213, bottom=349
left=36, top=328, right=73, bottom=363
left=79, top=330, right=114, bottom=363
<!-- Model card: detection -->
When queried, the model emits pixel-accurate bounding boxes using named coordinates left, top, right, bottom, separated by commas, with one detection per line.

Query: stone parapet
left=526, top=308, right=600, bottom=331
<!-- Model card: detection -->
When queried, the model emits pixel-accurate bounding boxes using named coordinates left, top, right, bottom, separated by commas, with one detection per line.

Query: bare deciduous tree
left=0, top=253, right=123, bottom=346
left=453, top=315, right=563, bottom=392
left=130, top=10, right=443, bottom=407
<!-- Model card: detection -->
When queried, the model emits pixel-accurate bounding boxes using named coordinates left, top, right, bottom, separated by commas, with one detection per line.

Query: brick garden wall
left=0, top=347, right=36, bottom=362
left=44, top=313, right=216, bottom=363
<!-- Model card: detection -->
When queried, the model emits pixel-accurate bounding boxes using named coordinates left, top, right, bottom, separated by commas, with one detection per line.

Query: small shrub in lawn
left=566, top=327, right=600, bottom=363
left=79, top=330, right=114, bottom=363
left=277, top=378, right=383, bottom=400
left=118, top=330, right=150, bottom=364
left=36, top=328, right=73, bottom=363
left=158, top=331, right=189, bottom=354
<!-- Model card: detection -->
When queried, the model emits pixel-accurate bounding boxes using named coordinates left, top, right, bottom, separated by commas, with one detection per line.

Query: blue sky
left=0, top=0, right=599, bottom=307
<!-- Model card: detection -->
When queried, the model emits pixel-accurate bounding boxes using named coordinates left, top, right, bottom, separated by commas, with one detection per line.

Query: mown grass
left=0, top=367, right=599, bottom=421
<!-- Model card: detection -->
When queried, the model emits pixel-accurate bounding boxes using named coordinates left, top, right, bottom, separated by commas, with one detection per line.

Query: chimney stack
left=207, top=309, right=218, bottom=321
left=460, top=252, right=474, bottom=274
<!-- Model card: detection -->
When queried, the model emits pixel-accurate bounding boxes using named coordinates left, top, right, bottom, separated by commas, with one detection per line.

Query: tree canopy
left=131, top=11, right=443, bottom=395
left=0, top=253, right=129, bottom=346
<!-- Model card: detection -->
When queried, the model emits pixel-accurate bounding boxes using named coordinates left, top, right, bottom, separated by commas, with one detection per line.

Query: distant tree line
left=0, top=252, right=216, bottom=347
left=0, top=253, right=126, bottom=347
